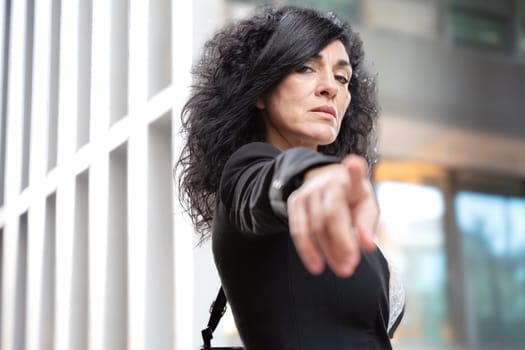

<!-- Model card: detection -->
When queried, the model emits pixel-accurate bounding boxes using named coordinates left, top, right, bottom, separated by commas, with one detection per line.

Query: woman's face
left=257, top=40, right=352, bottom=151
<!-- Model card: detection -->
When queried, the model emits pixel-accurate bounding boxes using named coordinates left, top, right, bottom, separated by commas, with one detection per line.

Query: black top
left=212, top=142, right=398, bottom=350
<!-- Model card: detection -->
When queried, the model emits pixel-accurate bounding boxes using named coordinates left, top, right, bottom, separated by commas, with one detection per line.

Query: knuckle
left=325, top=207, right=340, bottom=220
left=325, top=200, right=345, bottom=219
left=311, top=229, right=324, bottom=241
left=289, top=224, right=301, bottom=237
left=333, top=169, right=350, bottom=187
left=290, top=226, right=307, bottom=240
left=289, top=190, right=305, bottom=205
left=311, top=220, right=323, bottom=234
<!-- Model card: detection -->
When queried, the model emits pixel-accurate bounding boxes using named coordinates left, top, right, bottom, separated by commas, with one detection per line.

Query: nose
left=315, top=72, right=338, bottom=99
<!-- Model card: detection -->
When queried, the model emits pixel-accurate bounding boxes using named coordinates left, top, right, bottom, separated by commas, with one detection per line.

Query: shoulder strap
left=201, top=287, right=228, bottom=349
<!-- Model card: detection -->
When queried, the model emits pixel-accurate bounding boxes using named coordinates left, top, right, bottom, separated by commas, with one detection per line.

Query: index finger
left=342, top=155, right=378, bottom=251
left=316, top=186, right=360, bottom=277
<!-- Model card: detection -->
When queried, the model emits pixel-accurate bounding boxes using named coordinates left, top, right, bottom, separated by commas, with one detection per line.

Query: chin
left=300, top=126, right=338, bottom=147
left=312, top=131, right=338, bottom=146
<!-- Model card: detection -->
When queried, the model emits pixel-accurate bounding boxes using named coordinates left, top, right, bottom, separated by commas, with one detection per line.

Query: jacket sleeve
left=219, top=142, right=339, bottom=236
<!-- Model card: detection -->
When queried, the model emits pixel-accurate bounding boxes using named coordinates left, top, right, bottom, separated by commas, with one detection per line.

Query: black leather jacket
left=212, top=142, right=402, bottom=350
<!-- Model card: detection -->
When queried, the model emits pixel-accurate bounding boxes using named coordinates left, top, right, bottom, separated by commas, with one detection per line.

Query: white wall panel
left=55, top=0, right=80, bottom=349
left=2, top=0, right=29, bottom=348
left=106, top=143, right=128, bottom=350
left=40, top=194, right=56, bottom=350
left=128, top=0, right=149, bottom=111
left=0, top=0, right=8, bottom=209
left=70, top=171, right=89, bottom=350
left=127, top=116, right=148, bottom=350
left=145, top=115, right=174, bottom=349
left=26, top=1, right=52, bottom=346
left=110, top=0, right=129, bottom=125
left=1, top=0, right=187, bottom=349
left=89, top=1, right=111, bottom=348
left=172, top=0, right=194, bottom=348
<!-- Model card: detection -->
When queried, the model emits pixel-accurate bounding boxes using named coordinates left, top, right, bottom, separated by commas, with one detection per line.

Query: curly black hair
left=176, top=5, right=379, bottom=239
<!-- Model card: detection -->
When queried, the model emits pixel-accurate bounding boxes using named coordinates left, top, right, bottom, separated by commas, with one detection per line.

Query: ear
left=255, top=96, right=265, bottom=110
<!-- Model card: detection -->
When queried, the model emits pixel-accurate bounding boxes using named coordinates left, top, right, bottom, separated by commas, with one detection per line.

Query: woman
left=177, top=5, right=404, bottom=349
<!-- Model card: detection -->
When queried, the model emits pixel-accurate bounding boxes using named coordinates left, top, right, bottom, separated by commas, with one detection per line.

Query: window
left=362, top=0, right=439, bottom=40
left=519, top=2, right=525, bottom=53
left=227, top=0, right=361, bottom=23
left=286, top=0, right=360, bottom=23
left=455, top=191, right=525, bottom=348
left=375, top=162, right=457, bottom=348
left=445, top=0, right=514, bottom=50
left=375, top=160, right=525, bottom=349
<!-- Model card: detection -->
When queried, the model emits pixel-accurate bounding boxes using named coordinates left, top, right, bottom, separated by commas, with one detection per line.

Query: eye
left=296, top=65, right=314, bottom=73
left=335, top=74, right=349, bottom=85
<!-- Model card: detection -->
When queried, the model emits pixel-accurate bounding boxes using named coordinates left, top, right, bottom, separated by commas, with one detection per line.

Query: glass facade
left=375, top=160, right=525, bottom=350
left=228, top=0, right=525, bottom=54
left=518, top=1, right=525, bottom=54
left=445, top=0, right=514, bottom=50
left=285, top=0, right=360, bottom=22
left=377, top=182, right=454, bottom=347
left=456, top=192, right=525, bottom=348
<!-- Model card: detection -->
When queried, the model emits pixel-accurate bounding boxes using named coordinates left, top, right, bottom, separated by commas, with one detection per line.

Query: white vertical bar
left=0, top=0, right=7, bottom=191
left=0, top=0, right=7, bottom=339
left=0, top=0, right=5, bottom=110
left=26, top=200, right=46, bottom=350
left=106, top=145, right=128, bottom=350
left=127, top=1, right=150, bottom=349
left=26, top=0, right=53, bottom=338
left=56, top=0, right=78, bottom=162
left=28, top=0, right=55, bottom=340
left=148, top=0, right=171, bottom=98
left=88, top=0, right=110, bottom=349
left=109, top=0, right=129, bottom=125
left=4, top=0, right=26, bottom=201
left=75, top=0, right=92, bottom=150
left=1, top=0, right=28, bottom=348
left=128, top=0, right=149, bottom=111
left=0, top=219, right=19, bottom=350
left=0, top=0, right=5, bottom=180
left=46, top=0, right=60, bottom=171
left=55, top=175, right=75, bottom=350
left=90, top=0, right=110, bottom=134
left=26, top=0, right=52, bottom=345
left=29, top=0, right=51, bottom=185
left=55, top=0, right=80, bottom=349
left=127, top=122, right=148, bottom=350
left=40, top=194, right=56, bottom=350
left=172, top=0, right=194, bottom=348
left=70, top=172, right=89, bottom=350
left=145, top=119, right=174, bottom=349
left=87, top=153, right=108, bottom=350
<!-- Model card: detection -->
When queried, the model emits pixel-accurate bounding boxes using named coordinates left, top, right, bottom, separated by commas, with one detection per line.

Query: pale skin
left=257, top=40, right=379, bottom=277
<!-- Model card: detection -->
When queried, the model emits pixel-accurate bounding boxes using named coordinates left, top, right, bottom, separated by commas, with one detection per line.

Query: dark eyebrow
left=311, top=53, right=351, bottom=68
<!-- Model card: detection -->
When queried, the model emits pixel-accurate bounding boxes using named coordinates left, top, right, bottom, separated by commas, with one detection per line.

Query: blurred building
left=0, top=0, right=193, bottom=349
left=1, top=0, right=524, bottom=350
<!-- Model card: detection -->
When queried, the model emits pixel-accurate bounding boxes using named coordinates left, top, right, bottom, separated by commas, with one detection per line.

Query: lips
left=310, top=105, right=337, bottom=119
